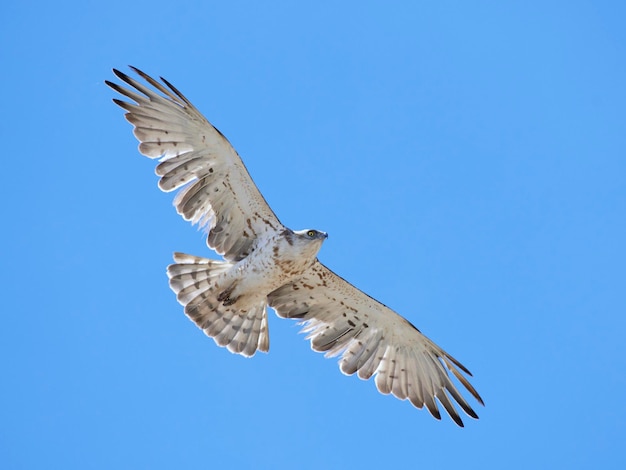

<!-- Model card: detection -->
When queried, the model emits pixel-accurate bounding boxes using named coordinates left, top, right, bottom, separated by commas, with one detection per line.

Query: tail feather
left=223, top=302, right=270, bottom=356
left=254, top=314, right=270, bottom=353
left=171, top=252, right=224, bottom=266
left=230, top=312, right=257, bottom=354
left=167, top=252, right=270, bottom=357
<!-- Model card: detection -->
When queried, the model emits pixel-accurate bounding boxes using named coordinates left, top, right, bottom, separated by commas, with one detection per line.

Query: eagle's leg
left=167, top=253, right=269, bottom=356
left=217, top=284, right=238, bottom=306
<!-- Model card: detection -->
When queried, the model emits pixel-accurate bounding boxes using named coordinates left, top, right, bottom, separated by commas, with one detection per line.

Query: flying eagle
left=107, top=67, right=484, bottom=426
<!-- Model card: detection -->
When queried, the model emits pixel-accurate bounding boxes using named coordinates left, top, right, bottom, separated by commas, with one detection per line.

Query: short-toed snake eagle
left=107, top=67, right=484, bottom=426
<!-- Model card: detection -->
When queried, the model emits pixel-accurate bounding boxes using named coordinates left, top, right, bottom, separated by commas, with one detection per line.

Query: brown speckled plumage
left=108, top=67, right=483, bottom=426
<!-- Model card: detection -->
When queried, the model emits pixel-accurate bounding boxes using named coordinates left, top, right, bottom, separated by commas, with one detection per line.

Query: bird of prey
left=107, top=67, right=484, bottom=426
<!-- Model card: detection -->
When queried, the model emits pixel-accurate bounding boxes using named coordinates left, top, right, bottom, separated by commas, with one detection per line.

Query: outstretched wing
left=268, top=260, right=484, bottom=426
left=106, top=67, right=282, bottom=261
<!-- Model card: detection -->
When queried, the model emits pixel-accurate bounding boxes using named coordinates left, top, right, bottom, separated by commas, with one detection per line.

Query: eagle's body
left=107, top=67, right=484, bottom=426
left=169, top=228, right=327, bottom=356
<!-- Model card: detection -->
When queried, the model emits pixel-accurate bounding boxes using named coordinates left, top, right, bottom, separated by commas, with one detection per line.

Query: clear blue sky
left=2, top=1, right=625, bottom=468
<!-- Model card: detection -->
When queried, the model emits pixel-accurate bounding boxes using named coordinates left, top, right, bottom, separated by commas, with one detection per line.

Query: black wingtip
left=129, top=65, right=151, bottom=82
left=159, top=75, right=190, bottom=104
left=105, top=80, right=128, bottom=97
left=448, top=409, right=465, bottom=427
left=112, top=68, right=127, bottom=81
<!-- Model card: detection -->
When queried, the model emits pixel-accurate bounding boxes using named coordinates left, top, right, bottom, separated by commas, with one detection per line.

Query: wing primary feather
left=442, top=357, right=485, bottom=406
left=440, top=350, right=474, bottom=376
left=158, top=76, right=194, bottom=107
left=108, top=85, right=147, bottom=110
left=129, top=66, right=183, bottom=103
left=437, top=369, right=479, bottom=418
left=112, top=69, right=158, bottom=100
left=436, top=389, right=464, bottom=427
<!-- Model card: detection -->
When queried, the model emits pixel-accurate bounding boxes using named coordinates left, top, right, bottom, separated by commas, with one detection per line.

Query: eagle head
left=294, top=229, right=328, bottom=241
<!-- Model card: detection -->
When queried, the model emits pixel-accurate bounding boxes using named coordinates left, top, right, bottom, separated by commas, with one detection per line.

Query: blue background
left=2, top=1, right=625, bottom=468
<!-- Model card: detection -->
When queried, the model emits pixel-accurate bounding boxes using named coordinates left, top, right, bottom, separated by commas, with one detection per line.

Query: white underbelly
left=227, top=238, right=316, bottom=306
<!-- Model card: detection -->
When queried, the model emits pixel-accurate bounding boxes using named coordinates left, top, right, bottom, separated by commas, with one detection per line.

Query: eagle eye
left=307, top=230, right=316, bottom=238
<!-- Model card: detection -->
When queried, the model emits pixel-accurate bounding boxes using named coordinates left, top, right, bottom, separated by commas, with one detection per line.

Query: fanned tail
left=167, top=252, right=270, bottom=357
